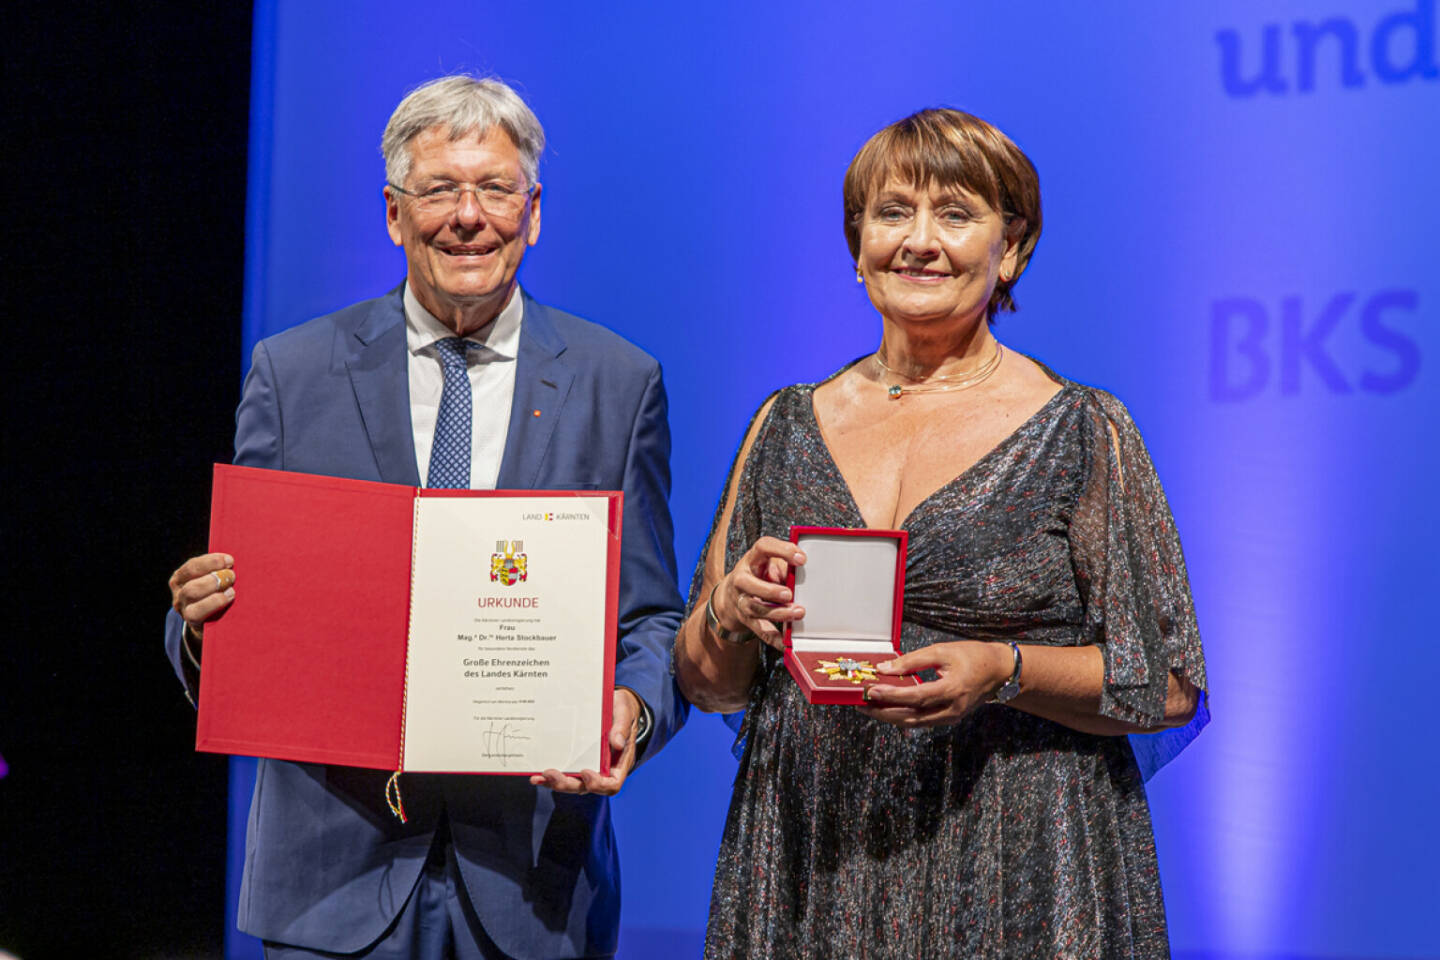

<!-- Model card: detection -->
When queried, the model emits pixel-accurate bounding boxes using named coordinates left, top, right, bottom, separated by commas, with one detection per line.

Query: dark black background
left=3, top=3, right=252, bottom=956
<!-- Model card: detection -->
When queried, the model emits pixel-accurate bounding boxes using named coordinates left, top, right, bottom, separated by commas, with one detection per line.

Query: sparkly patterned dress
left=694, top=369, right=1208, bottom=960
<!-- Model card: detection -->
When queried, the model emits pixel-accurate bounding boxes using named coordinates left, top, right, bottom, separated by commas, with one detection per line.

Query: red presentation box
left=782, top=526, right=918, bottom=705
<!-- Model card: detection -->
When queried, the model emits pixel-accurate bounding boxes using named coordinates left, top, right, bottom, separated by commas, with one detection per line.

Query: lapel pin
left=532, top=409, right=542, bottom=417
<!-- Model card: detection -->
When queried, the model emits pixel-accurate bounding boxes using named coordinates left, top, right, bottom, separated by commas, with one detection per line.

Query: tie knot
left=434, top=337, right=474, bottom=368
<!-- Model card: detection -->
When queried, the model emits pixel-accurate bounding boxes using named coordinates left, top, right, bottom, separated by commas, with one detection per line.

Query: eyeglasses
left=388, top=179, right=536, bottom=220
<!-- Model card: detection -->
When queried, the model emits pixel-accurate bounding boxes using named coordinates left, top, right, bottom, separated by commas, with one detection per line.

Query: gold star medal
left=815, top=657, right=878, bottom=684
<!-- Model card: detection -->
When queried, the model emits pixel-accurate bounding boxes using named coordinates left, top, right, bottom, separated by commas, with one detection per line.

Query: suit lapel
left=346, top=289, right=422, bottom=487
left=496, top=293, right=574, bottom=489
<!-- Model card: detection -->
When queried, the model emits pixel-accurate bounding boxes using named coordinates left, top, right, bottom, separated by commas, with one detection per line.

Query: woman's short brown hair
left=843, top=109, right=1042, bottom=320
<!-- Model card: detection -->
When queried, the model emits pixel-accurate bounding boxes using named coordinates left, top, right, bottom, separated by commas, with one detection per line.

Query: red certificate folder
left=195, top=464, right=621, bottom=775
left=783, top=526, right=918, bottom=705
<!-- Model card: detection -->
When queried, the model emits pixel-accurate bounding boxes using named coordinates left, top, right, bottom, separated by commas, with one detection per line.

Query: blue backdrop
left=228, top=2, right=1439, bottom=957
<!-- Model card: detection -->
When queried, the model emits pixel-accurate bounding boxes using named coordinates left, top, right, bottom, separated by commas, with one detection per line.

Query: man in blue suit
left=165, top=75, right=687, bottom=959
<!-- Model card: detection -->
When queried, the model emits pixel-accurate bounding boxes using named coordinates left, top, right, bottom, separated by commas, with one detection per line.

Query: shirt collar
left=403, top=283, right=523, bottom=360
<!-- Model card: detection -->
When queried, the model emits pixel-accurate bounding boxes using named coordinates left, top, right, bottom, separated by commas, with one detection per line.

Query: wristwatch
left=988, top=641, right=1023, bottom=704
left=632, top=695, right=653, bottom=750
left=615, top=685, right=654, bottom=752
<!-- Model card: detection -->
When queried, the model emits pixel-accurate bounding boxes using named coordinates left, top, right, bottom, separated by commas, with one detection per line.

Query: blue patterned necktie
left=426, top=337, right=477, bottom=489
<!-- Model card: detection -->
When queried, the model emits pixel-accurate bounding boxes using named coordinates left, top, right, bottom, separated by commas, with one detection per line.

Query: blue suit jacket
left=165, top=286, right=687, bottom=957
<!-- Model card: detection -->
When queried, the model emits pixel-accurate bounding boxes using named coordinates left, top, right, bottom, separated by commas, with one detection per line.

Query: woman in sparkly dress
left=672, top=109, right=1208, bottom=959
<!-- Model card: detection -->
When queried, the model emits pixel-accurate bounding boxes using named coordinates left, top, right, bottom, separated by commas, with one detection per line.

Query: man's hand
left=168, top=553, right=236, bottom=652
left=530, top=687, right=642, bottom=796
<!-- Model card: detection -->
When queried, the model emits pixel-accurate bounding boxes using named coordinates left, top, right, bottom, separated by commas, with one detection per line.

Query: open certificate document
left=404, top=495, right=611, bottom=772
left=195, top=465, right=621, bottom=776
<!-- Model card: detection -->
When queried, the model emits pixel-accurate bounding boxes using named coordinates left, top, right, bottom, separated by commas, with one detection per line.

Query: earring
left=856, top=268, right=864, bottom=284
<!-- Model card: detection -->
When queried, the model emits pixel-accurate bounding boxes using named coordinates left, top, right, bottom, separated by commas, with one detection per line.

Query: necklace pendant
left=887, top=384, right=903, bottom=400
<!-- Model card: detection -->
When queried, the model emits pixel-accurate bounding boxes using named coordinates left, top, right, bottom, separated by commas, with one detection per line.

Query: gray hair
left=381, top=75, right=545, bottom=188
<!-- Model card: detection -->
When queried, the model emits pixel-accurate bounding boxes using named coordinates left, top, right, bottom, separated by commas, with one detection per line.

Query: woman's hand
left=709, top=537, right=807, bottom=651
left=857, top=641, right=1012, bottom=728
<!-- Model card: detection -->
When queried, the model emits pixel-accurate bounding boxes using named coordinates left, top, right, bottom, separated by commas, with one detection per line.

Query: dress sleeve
left=675, top=389, right=784, bottom=757
left=1070, top=388, right=1209, bottom=779
left=680, top=393, right=778, bottom=613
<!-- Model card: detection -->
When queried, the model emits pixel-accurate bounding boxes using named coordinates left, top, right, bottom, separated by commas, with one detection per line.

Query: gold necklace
left=875, top=342, right=1004, bottom=399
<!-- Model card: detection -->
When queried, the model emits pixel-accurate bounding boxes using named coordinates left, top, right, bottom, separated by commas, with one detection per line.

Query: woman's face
left=857, top=177, right=1017, bottom=328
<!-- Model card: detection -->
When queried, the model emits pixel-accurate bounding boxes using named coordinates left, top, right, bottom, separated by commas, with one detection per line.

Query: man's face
left=385, top=125, right=542, bottom=331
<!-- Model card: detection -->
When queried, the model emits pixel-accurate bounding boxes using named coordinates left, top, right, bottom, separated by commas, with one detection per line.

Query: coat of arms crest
left=490, top=539, right=528, bottom=586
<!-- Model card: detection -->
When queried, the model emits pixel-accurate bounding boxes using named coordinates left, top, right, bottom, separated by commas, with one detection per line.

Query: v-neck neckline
left=801, top=369, right=1071, bottom=531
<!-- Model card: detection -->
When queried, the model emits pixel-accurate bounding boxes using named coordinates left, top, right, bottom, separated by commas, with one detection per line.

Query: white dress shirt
left=404, top=283, right=521, bottom=489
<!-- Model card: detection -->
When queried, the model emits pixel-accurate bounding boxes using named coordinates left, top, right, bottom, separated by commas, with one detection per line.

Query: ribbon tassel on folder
left=385, top=771, right=407, bottom=823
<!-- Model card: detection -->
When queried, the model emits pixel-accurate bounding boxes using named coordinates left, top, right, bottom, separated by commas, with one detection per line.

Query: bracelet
left=705, top=584, right=754, bottom=645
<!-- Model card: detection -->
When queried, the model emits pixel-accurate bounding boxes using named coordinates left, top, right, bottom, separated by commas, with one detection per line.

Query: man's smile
left=438, top=243, right=498, bottom=257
